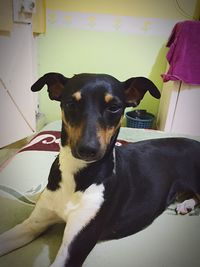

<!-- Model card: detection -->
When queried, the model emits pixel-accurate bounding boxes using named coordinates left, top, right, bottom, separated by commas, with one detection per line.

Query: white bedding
left=0, top=121, right=200, bottom=267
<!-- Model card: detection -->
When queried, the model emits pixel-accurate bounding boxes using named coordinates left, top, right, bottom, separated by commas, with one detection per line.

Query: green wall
left=37, top=0, right=198, bottom=124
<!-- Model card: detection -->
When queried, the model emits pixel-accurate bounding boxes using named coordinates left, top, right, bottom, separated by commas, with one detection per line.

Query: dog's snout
left=77, top=143, right=99, bottom=161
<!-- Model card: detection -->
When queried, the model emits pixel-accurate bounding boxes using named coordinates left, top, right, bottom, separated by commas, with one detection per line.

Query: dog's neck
left=59, top=146, right=87, bottom=175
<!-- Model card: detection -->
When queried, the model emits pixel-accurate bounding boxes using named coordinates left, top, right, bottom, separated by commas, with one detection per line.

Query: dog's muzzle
left=73, top=141, right=103, bottom=162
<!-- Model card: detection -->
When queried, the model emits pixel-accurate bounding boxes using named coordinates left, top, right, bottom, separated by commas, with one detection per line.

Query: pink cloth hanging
left=162, top=20, right=200, bottom=85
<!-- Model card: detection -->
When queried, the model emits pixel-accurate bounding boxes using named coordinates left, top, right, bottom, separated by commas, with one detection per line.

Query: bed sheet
left=0, top=121, right=200, bottom=267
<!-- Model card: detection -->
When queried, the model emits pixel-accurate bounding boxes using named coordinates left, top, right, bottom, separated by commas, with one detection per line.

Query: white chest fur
left=59, top=146, right=87, bottom=194
left=42, top=146, right=105, bottom=222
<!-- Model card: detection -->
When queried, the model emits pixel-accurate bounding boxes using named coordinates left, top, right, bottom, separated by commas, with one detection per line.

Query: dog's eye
left=66, top=101, right=76, bottom=110
left=107, top=105, right=122, bottom=113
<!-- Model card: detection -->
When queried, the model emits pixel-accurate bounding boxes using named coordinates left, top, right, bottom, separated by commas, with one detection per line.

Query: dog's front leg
left=0, top=189, right=60, bottom=256
left=50, top=183, right=105, bottom=267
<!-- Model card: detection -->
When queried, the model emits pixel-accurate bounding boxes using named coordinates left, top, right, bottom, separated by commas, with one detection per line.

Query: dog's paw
left=176, top=199, right=196, bottom=215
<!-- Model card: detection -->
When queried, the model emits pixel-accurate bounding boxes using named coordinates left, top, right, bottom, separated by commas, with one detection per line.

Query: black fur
left=47, top=156, right=61, bottom=191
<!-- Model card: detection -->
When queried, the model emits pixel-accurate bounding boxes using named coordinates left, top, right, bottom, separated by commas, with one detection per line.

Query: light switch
left=13, top=0, right=36, bottom=23
left=21, top=0, right=36, bottom=14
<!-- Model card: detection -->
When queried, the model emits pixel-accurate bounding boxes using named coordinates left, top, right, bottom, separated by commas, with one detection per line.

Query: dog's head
left=31, top=73, right=160, bottom=162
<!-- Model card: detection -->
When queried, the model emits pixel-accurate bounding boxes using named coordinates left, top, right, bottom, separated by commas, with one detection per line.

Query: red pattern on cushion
left=19, top=131, right=132, bottom=153
left=20, top=131, right=61, bottom=152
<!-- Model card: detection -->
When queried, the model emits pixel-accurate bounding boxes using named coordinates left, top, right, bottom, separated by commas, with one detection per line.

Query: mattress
left=0, top=121, right=200, bottom=267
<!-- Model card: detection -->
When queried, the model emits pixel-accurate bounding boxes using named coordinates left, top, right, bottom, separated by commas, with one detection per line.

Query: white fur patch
left=176, top=199, right=196, bottom=215
left=40, top=146, right=88, bottom=221
left=64, top=183, right=105, bottom=239
left=51, top=183, right=105, bottom=267
left=59, top=146, right=87, bottom=191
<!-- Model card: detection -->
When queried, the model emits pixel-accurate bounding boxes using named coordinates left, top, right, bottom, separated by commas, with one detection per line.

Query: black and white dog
left=0, top=73, right=200, bottom=267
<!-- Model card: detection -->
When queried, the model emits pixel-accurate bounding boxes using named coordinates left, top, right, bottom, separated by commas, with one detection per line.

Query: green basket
left=125, top=110, right=155, bottom=129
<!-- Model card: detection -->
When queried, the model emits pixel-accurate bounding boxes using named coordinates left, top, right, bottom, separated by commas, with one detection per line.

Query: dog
left=0, top=72, right=200, bottom=267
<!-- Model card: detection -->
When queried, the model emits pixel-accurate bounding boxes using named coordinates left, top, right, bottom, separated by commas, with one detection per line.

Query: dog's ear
left=123, top=77, right=160, bottom=107
left=31, top=72, right=69, bottom=101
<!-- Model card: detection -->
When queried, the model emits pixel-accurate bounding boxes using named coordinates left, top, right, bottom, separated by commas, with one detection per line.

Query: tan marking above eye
left=104, top=93, right=113, bottom=103
left=72, top=91, right=82, bottom=101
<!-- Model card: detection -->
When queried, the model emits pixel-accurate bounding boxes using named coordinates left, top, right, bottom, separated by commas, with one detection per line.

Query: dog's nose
left=77, top=143, right=99, bottom=161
